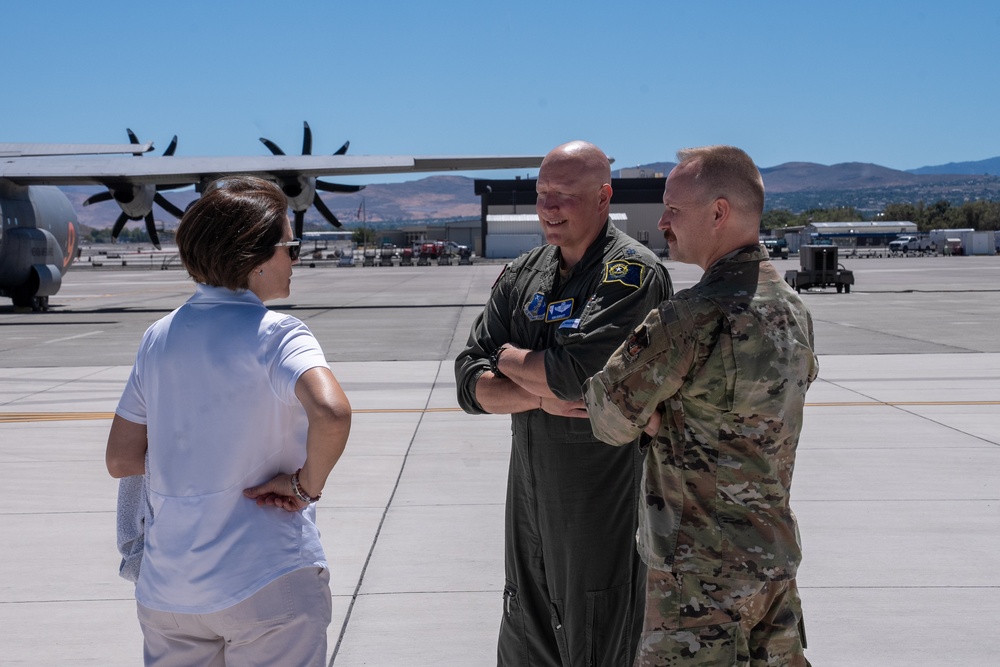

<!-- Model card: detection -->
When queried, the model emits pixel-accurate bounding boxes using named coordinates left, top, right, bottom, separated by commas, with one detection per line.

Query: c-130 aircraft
left=0, top=123, right=542, bottom=310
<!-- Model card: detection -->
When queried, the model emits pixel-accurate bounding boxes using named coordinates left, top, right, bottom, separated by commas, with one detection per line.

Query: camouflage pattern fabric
left=635, top=569, right=809, bottom=667
left=585, top=244, right=817, bottom=581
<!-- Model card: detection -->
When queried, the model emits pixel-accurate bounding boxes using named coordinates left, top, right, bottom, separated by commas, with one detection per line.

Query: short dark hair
left=676, top=145, right=765, bottom=217
left=175, top=176, right=289, bottom=290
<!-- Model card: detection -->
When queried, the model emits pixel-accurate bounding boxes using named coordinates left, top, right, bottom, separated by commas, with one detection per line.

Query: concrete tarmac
left=1, top=254, right=998, bottom=665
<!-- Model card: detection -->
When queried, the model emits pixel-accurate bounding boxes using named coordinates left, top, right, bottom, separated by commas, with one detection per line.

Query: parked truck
left=888, top=234, right=932, bottom=254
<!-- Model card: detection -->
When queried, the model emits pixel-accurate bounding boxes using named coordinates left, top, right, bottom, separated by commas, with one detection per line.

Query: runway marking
left=2, top=401, right=998, bottom=423
left=41, top=331, right=104, bottom=345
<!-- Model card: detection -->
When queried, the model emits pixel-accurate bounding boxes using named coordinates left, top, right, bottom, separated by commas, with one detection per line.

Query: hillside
left=907, top=156, right=1000, bottom=176
left=61, top=157, right=1000, bottom=228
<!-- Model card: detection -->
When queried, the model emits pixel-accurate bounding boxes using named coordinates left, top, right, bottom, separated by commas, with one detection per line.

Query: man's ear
left=712, top=197, right=730, bottom=228
left=598, top=183, right=613, bottom=210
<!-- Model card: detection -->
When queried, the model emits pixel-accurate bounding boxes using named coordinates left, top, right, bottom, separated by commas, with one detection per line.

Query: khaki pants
left=635, top=569, right=809, bottom=667
left=137, top=567, right=332, bottom=667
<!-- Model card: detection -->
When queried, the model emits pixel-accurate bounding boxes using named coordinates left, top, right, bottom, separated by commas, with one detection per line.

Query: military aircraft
left=0, top=128, right=542, bottom=310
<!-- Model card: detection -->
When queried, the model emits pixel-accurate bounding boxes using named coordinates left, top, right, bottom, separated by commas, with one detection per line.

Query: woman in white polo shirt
left=106, top=175, right=351, bottom=666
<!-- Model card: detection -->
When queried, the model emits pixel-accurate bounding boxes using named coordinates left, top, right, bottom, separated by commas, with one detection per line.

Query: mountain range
left=63, top=156, right=1000, bottom=231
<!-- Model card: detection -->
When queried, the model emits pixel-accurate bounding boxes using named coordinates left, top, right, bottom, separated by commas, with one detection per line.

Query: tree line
left=762, top=199, right=1000, bottom=232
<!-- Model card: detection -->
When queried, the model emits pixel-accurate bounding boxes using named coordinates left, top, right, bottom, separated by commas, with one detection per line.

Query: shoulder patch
left=524, top=292, right=547, bottom=321
left=603, top=260, right=645, bottom=289
left=622, top=325, right=650, bottom=363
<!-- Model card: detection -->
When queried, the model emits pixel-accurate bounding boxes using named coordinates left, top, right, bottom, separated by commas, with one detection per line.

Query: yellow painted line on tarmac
left=0, top=412, right=116, bottom=423
left=2, top=401, right=997, bottom=424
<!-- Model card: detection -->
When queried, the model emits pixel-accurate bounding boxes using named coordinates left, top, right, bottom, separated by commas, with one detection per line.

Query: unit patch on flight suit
left=545, top=298, right=574, bottom=322
left=603, top=261, right=645, bottom=289
left=524, top=293, right=547, bottom=321
left=622, top=325, right=649, bottom=363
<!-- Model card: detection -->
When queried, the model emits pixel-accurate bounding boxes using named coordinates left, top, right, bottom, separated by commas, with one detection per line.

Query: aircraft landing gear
left=11, top=292, right=49, bottom=312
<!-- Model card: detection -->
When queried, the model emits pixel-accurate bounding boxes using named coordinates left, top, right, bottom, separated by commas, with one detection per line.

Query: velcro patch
left=524, top=293, right=547, bottom=321
left=545, top=298, right=574, bottom=322
left=603, top=261, right=645, bottom=289
left=622, top=325, right=650, bottom=363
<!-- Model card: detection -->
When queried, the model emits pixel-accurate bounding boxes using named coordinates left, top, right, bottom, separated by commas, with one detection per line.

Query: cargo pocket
left=585, top=582, right=632, bottom=667
left=499, top=582, right=529, bottom=665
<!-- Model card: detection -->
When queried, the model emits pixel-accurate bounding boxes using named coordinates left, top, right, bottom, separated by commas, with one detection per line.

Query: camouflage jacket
left=456, top=222, right=672, bottom=414
left=585, top=245, right=818, bottom=580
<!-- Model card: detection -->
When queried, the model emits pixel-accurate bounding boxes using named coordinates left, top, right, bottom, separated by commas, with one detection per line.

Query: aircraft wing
left=0, top=142, right=154, bottom=157
left=0, top=154, right=542, bottom=187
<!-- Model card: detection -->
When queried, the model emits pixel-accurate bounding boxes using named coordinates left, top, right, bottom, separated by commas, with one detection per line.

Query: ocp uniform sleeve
left=585, top=299, right=696, bottom=446
left=545, top=261, right=671, bottom=400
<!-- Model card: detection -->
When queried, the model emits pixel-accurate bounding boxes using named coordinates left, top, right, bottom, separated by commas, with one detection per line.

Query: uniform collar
left=554, top=219, right=613, bottom=280
left=705, top=244, right=767, bottom=273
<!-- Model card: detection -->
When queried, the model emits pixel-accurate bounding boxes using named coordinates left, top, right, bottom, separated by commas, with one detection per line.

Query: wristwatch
left=489, top=345, right=507, bottom=379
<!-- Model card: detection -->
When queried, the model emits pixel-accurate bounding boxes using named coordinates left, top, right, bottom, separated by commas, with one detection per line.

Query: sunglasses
left=274, top=238, right=301, bottom=261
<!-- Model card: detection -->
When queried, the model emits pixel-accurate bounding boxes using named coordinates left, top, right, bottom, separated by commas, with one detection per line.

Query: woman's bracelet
left=290, top=468, right=322, bottom=503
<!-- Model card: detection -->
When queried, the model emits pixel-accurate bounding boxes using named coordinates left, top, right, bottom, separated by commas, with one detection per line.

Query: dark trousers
left=498, top=424, right=645, bottom=667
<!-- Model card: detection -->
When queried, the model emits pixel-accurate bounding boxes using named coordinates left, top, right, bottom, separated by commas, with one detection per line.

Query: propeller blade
left=163, top=135, right=178, bottom=157
left=334, top=140, right=350, bottom=156
left=312, top=194, right=342, bottom=228
left=302, top=121, right=312, bottom=156
left=111, top=212, right=130, bottom=241
left=155, top=193, right=185, bottom=219
left=260, top=137, right=285, bottom=156
left=144, top=212, right=162, bottom=250
left=315, top=180, right=364, bottom=194
left=83, top=191, right=114, bottom=206
left=293, top=210, right=306, bottom=239
left=127, top=128, right=139, bottom=144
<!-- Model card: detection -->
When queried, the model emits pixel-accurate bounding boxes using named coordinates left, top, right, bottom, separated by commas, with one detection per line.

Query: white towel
left=115, top=453, right=152, bottom=583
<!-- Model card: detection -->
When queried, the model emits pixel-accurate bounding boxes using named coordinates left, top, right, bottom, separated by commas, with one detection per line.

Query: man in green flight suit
left=455, top=140, right=672, bottom=666
left=585, top=145, right=816, bottom=666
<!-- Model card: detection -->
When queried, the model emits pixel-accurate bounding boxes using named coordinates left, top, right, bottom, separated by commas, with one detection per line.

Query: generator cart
left=783, top=245, right=855, bottom=293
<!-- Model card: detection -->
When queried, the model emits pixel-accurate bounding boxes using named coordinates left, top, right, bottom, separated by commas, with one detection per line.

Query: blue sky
left=3, top=0, right=998, bottom=183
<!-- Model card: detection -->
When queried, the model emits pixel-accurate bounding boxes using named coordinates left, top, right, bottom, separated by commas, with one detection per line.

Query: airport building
left=790, top=221, right=918, bottom=253
left=474, top=177, right=667, bottom=259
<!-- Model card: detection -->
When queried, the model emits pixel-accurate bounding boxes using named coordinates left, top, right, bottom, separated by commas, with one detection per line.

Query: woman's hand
left=243, top=473, right=309, bottom=512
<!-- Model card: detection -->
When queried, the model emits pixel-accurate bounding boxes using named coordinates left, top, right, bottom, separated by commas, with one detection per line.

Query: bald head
left=535, top=140, right=614, bottom=269
left=541, top=141, right=612, bottom=187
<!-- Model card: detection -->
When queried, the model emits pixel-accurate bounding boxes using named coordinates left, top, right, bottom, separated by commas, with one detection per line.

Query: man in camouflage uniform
left=455, top=141, right=672, bottom=666
left=585, top=146, right=816, bottom=666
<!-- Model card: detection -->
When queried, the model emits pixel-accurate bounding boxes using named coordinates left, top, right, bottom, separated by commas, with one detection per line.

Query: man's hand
left=540, top=397, right=588, bottom=418
left=643, top=409, right=662, bottom=437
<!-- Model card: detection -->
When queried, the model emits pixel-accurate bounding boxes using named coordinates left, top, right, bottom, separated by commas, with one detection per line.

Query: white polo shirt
left=116, top=284, right=330, bottom=614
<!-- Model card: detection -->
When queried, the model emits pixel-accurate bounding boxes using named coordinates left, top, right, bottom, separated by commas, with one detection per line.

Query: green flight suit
left=456, top=222, right=672, bottom=667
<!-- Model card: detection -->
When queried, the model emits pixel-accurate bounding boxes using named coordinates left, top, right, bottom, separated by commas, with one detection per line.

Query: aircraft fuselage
left=0, top=179, right=78, bottom=310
